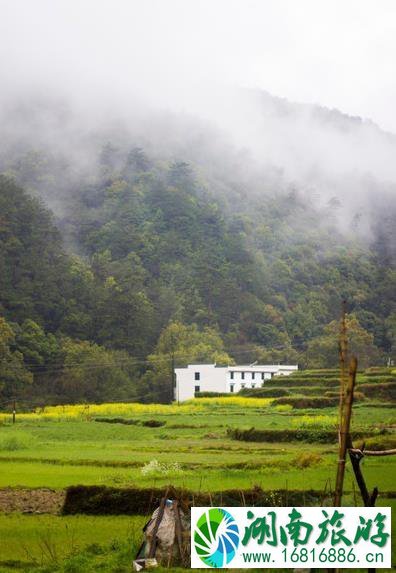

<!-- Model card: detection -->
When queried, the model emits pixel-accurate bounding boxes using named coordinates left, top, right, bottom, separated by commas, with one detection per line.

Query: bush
left=194, top=392, right=230, bottom=398
left=294, top=452, right=323, bottom=468
left=363, top=435, right=396, bottom=451
left=298, top=369, right=339, bottom=375
left=226, top=426, right=381, bottom=444
left=94, top=417, right=166, bottom=427
left=238, top=388, right=289, bottom=398
left=94, top=417, right=139, bottom=425
left=357, top=376, right=395, bottom=384
left=272, top=404, right=293, bottom=412
left=142, top=419, right=166, bottom=427
left=359, top=383, right=396, bottom=401
left=271, top=396, right=339, bottom=409
left=364, top=367, right=393, bottom=376
left=62, top=485, right=327, bottom=515
left=286, top=386, right=330, bottom=396
left=265, top=378, right=340, bottom=388
left=228, top=427, right=334, bottom=443
left=324, top=391, right=365, bottom=402
left=289, top=371, right=339, bottom=379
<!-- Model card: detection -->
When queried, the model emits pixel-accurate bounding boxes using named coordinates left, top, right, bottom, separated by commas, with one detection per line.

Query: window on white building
left=261, top=373, right=265, bottom=380
left=241, top=372, right=245, bottom=380
left=194, top=372, right=200, bottom=381
left=241, top=383, right=245, bottom=389
left=230, top=371, right=234, bottom=380
left=195, top=385, right=200, bottom=393
left=230, top=384, right=234, bottom=393
left=252, top=372, right=255, bottom=380
left=252, top=383, right=255, bottom=389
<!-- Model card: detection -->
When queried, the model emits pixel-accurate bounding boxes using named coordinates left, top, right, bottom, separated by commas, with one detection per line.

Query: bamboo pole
left=338, top=301, right=348, bottom=436
left=334, top=356, right=357, bottom=506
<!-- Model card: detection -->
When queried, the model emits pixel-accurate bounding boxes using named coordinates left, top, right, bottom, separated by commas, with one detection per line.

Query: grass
left=0, top=399, right=394, bottom=491
left=0, top=503, right=394, bottom=573
left=0, top=514, right=145, bottom=565
left=1, top=456, right=395, bottom=491
left=0, top=393, right=394, bottom=571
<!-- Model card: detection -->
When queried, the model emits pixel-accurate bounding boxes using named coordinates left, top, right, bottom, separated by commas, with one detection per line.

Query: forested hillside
left=0, top=96, right=395, bottom=403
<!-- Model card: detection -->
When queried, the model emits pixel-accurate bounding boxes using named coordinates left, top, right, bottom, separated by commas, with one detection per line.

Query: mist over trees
left=0, top=92, right=395, bottom=403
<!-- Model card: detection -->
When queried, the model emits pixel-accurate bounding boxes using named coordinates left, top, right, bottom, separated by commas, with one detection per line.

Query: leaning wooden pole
left=334, top=355, right=357, bottom=506
left=338, top=301, right=348, bottom=429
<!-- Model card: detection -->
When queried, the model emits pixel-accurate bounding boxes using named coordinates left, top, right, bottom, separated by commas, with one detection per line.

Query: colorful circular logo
left=194, top=508, right=240, bottom=568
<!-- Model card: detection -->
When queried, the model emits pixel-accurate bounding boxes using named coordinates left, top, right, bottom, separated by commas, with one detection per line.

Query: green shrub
left=363, top=435, right=396, bottom=451
left=94, top=417, right=139, bottom=425
left=324, top=391, right=365, bottom=402
left=294, top=452, right=323, bottom=468
left=359, top=383, right=396, bottom=401
left=289, top=372, right=339, bottom=379
left=266, top=378, right=339, bottom=388
left=364, top=367, right=393, bottom=376
left=227, top=427, right=294, bottom=443
left=271, top=396, right=339, bottom=409
left=272, top=404, right=293, bottom=412
left=357, top=376, right=395, bottom=384
left=194, top=391, right=230, bottom=398
left=63, top=485, right=328, bottom=515
left=238, top=388, right=289, bottom=397
left=286, top=386, right=330, bottom=396
left=226, top=426, right=373, bottom=444
left=94, top=417, right=166, bottom=427
left=141, top=419, right=166, bottom=427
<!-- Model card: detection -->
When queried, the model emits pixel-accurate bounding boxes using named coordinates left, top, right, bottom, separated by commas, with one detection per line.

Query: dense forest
left=0, top=96, right=395, bottom=404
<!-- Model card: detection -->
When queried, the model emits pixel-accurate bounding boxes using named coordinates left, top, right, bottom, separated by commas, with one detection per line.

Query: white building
left=174, top=363, right=298, bottom=402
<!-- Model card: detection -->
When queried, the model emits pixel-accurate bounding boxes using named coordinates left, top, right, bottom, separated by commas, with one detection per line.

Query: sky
left=1, top=0, right=395, bottom=132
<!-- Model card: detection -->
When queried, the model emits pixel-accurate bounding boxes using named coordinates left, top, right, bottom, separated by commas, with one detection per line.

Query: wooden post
left=170, top=332, right=176, bottom=405
left=339, top=301, right=348, bottom=429
left=334, top=356, right=357, bottom=506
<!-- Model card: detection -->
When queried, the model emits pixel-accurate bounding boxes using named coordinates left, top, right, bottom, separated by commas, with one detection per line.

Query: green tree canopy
left=56, top=338, right=139, bottom=403
left=0, top=317, right=32, bottom=400
left=305, top=314, right=381, bottom=368
left=141, top=321, right=233, bottom=402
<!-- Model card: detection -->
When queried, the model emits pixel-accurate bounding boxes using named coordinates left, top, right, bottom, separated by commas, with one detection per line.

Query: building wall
left=174, top=363, right=298, bottom=401
left=174, top=364, right=228, bottom=401
left=227, top=370, right=271, bottom=394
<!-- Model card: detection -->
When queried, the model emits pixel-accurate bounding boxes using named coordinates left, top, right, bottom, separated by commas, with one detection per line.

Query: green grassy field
left=0, top=370, right=394, bottom=572
left=0, top=503, right=394, bottom=573
left=0, top=400, right=394, bottom=492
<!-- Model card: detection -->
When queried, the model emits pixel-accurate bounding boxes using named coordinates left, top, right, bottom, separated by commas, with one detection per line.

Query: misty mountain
left=0, top=90, right=395, bottom=401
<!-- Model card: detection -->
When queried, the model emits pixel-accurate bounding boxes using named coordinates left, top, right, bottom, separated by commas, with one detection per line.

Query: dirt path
left=0, top=488, right=65, bottom=514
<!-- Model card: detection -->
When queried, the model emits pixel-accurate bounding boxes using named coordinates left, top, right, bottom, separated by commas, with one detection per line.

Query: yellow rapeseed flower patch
left=187, top=397, right=273, bottom=408
left=0, top=396, right=273, bottom=423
